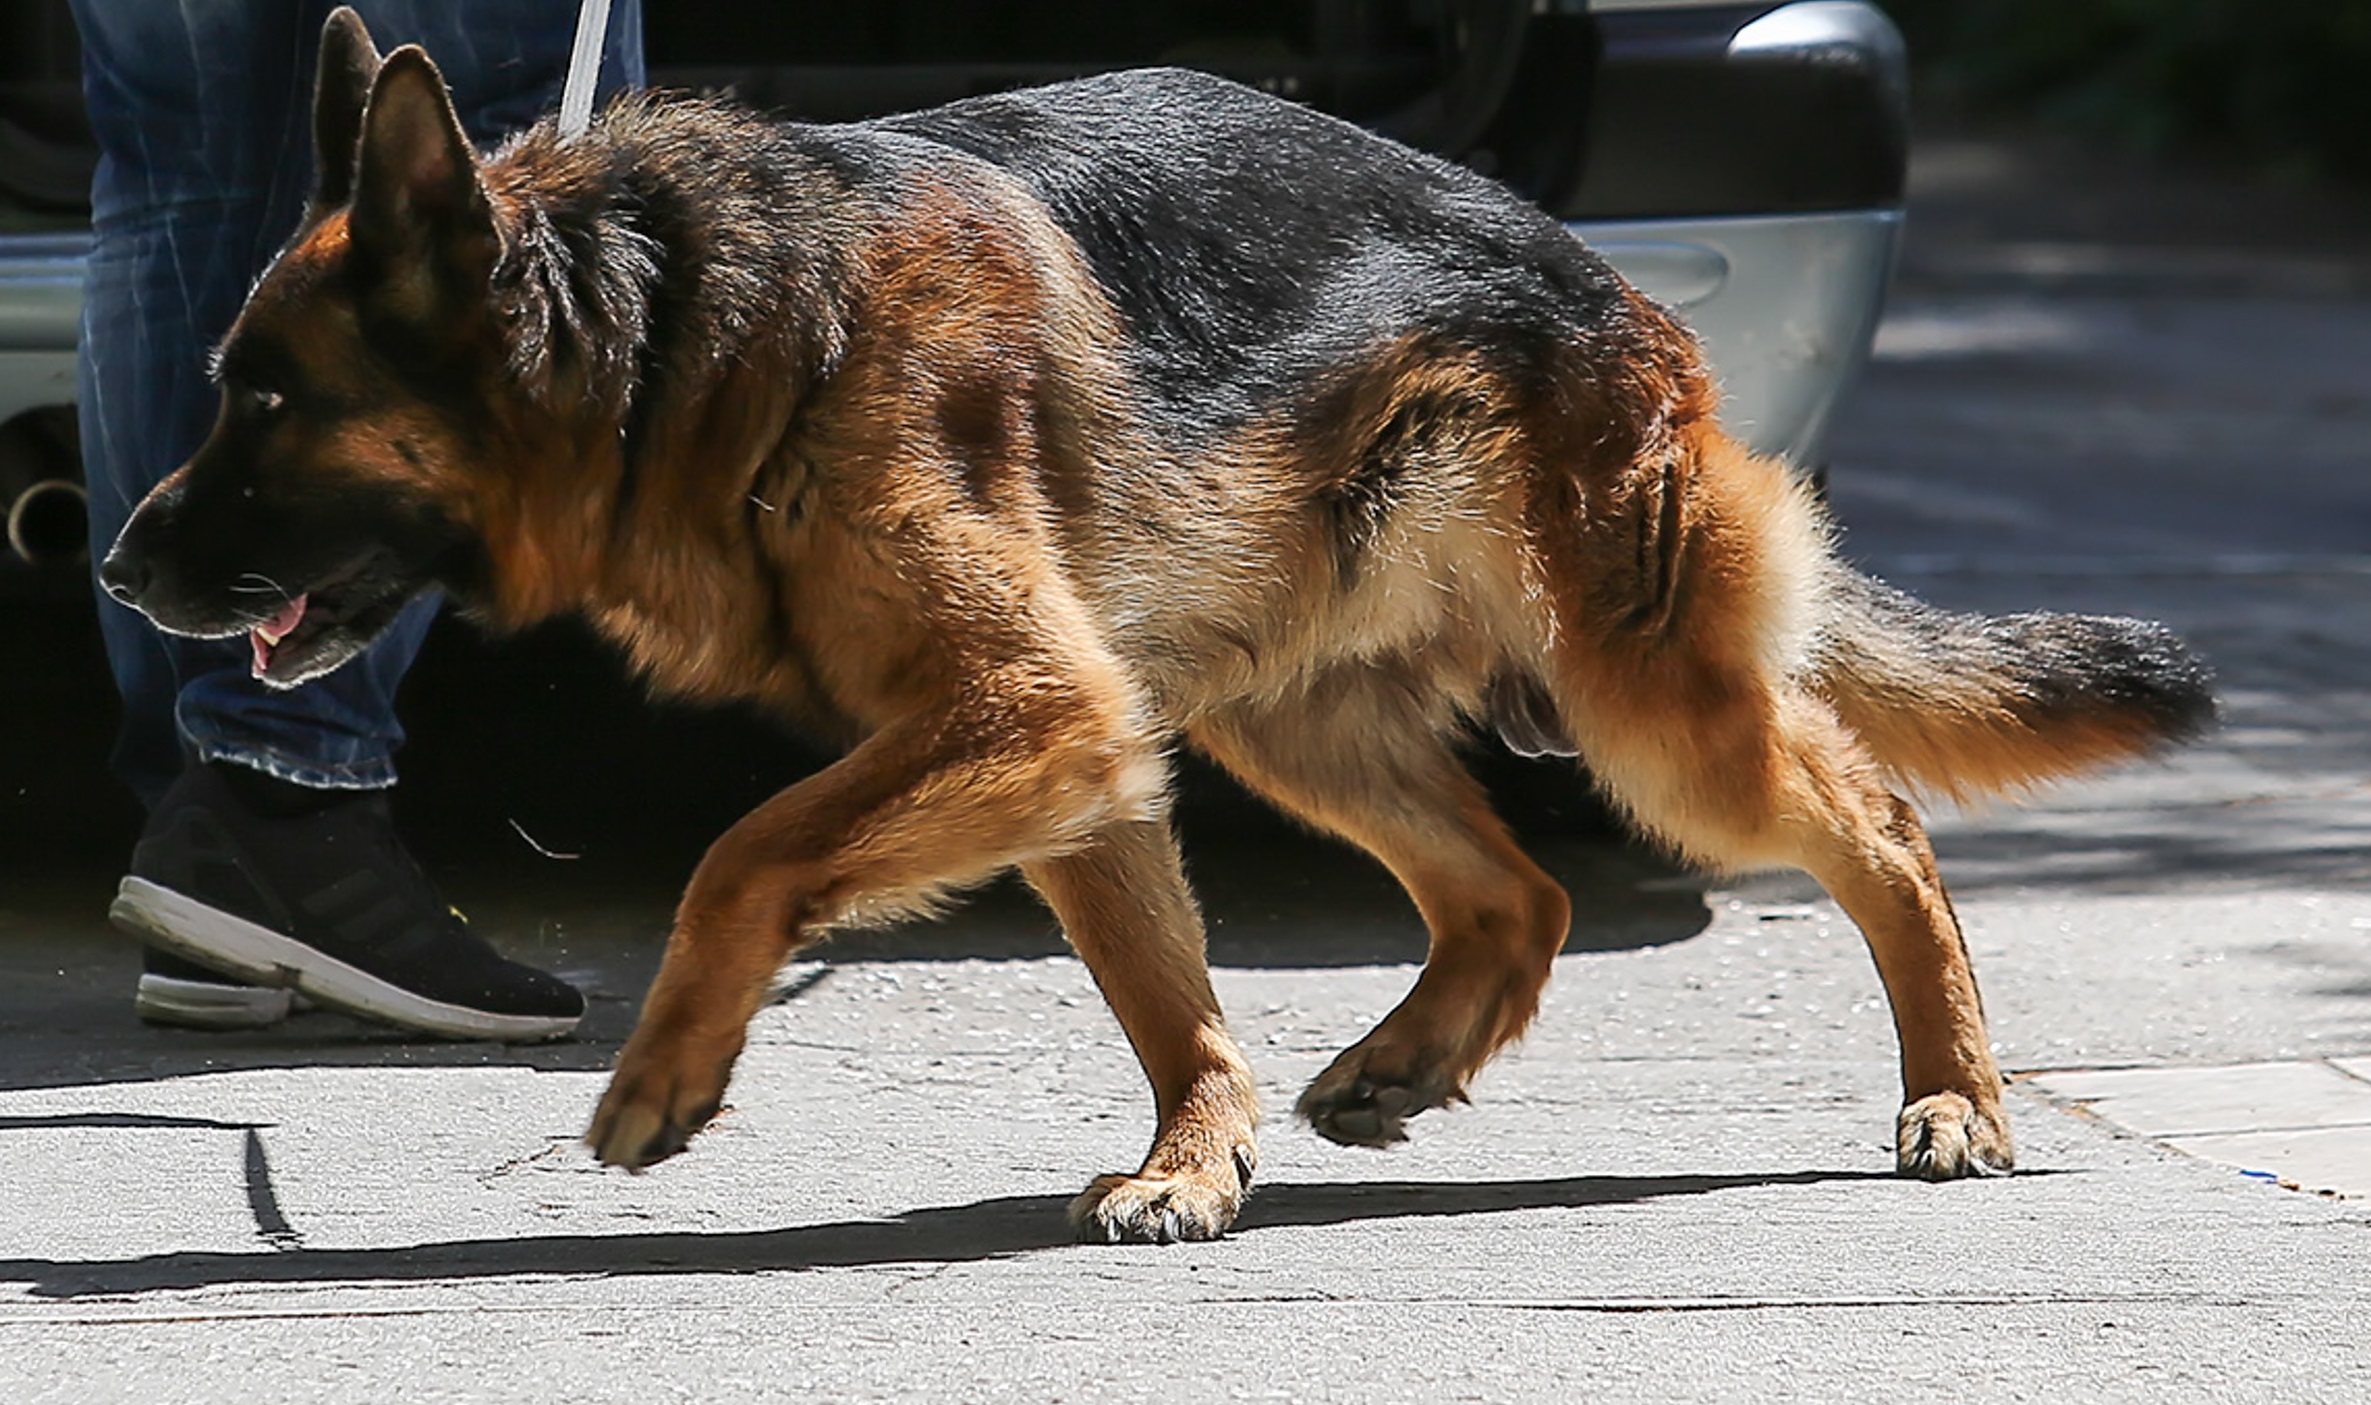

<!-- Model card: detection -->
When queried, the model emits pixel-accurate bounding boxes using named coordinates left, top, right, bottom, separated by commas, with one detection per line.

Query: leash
left=557, top=0, right=614, bottom=140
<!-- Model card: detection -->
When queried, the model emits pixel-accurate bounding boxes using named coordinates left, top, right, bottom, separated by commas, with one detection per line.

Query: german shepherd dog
left=104, top=11, right=2210, bottom=1241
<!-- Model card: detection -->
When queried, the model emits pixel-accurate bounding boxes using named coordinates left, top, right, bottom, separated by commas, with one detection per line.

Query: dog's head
left=101, top=8, right=517, bottom=688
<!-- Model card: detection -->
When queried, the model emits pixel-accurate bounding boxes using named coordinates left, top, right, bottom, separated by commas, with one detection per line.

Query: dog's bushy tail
left=1811, top=565, right=2215, bottom=801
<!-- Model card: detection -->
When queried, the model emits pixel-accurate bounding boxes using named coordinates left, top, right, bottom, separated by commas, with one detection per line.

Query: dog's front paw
left=1070, top=1148, right=1253, bottom=1244
left=1297, top=1045, right=1460, bottom=1148
left=1897, top=1091, right=2015, bottom=1180
left=586, top=1043, right=730, bottom=1171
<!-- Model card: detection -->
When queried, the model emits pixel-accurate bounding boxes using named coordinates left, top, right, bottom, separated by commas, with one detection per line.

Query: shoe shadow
left=4, top=1169, right=1888, bottom=1299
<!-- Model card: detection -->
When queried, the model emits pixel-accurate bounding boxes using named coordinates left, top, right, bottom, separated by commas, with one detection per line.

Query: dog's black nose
left=98, top=546, right=149, bottom=606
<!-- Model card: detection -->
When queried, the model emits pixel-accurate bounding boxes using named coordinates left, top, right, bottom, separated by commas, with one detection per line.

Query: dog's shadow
left=4, top=1169, right=1887, bottom=1299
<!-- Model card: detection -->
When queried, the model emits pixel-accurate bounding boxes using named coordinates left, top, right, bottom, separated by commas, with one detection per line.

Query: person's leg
left=165, top=0, right=648, bottom=782
left=83, top=0, right=644, bottom=799
left=76, top=0, right=640, bottom=1036
left=74, top=0, right=318, bottom=808
left=73, top=0, right=319, bottom=1027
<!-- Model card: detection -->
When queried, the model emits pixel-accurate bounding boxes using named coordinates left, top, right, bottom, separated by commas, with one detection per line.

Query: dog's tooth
left=255, top=593, right=309, bottom=646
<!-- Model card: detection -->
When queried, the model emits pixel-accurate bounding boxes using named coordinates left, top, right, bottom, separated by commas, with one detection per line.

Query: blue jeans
left=73, top=0, right=643, bottom=807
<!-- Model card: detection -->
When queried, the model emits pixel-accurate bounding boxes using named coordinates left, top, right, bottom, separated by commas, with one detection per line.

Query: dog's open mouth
left=249, top=592, right=318, bottom=679
left=243, top=563, right=415, bottom=689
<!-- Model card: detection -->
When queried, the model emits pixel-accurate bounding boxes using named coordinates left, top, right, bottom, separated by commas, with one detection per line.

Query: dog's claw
left=1297, top=1052, right=1457, bottom=1148
left=587, top=1057, right=724, bottom=1171
left=586, top=1101, right=691, bottom=1171
left=1318, top=1101, right=1391, bottom=1146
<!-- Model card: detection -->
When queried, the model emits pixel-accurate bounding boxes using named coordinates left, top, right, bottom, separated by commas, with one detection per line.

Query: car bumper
left=0, top=233, right=81, bottom=426
left=1577, top=207, right=1900, bottom=466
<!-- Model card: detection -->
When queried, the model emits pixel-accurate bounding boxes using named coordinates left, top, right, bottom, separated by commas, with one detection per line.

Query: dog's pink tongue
left=249, top=594, right=309, bottom=677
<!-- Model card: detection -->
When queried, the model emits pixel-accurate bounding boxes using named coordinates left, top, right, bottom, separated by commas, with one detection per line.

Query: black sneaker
left=136, top=947, right=296, bottom=1030
left=109, top=763, right=584, bottom=1041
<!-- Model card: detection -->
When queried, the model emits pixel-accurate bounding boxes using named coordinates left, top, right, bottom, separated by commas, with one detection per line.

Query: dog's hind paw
left=1069, top=1166, right=1247, bottom=1244
left=1897, top=1091, right=2016, bottom=1180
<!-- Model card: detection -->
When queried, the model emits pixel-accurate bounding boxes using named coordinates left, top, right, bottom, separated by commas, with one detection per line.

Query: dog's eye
left=251, top=388, right=285, bottom=415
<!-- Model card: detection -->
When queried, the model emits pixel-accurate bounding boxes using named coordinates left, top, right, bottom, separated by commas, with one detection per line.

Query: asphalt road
left=2, top=124, right=2368, bottom=1403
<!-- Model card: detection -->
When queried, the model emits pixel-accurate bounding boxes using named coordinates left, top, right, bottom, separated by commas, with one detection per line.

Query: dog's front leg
left=1023, top=820, right=1259, bottom=1242
left=587, top=706, right=1158, bottom=1171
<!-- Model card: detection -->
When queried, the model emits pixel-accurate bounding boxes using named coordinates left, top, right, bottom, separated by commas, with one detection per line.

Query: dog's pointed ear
left=311, top=7, right=382, bottom=210
left=350, top=45, right=499, bottom=294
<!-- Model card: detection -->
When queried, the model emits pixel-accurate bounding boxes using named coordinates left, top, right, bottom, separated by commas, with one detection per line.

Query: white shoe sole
left=112, top=876, right=579, bottom=1042
left=134, top=973, right=295, bottom=1030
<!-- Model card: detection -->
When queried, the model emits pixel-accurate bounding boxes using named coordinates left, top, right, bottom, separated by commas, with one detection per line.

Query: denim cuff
left=184, top=732, right=400, bottom=792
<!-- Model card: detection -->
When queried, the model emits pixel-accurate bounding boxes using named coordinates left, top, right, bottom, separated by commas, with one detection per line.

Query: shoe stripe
left=299, top=868, right=385, bottom=921
left=337, top=892, right=417, bottom=948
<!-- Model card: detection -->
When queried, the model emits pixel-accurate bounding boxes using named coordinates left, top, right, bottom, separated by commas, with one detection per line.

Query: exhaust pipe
left=0, top=406, right=87, bottom=567
left=5, top=476, right=88, bottom=567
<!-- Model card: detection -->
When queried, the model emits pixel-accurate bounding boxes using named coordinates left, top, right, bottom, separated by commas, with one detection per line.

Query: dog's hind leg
left=1190, top=666, right=1573, bottom=1147
left=1567, top=678, right=2013, bottom=1177
left=1533, top=429, right=2013, bottom=1178
left=1023, top=820, right=1260, bottom=1242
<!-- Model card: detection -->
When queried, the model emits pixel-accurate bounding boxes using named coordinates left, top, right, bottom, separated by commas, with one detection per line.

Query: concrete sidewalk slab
left=2163, top=1127, right=2371, bottom=1202
left=2024, top=1062, right=2371, bottom=1200
left=4, top=916, right=2370, bottom=1405
left=2, top=1055, right=2368, bottom=1405
left=2022, top=1061, right=2371, bottom=1138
